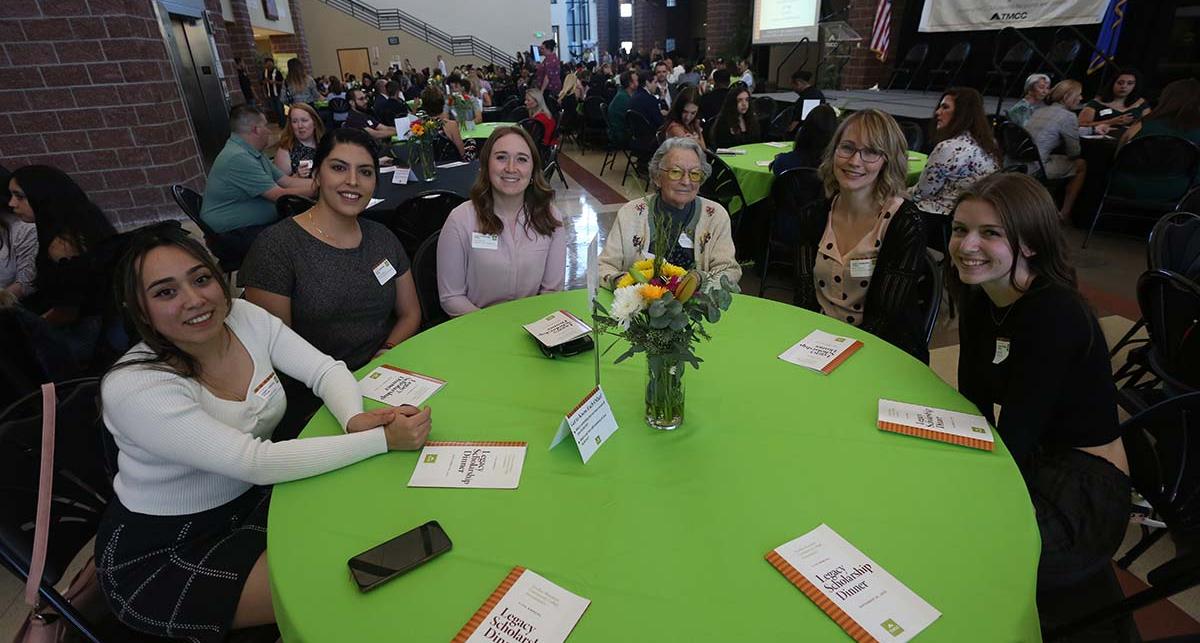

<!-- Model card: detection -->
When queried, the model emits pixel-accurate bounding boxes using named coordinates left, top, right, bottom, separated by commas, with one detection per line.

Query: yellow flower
left=632, top=259, right=655, bottom=272
left=661, top=263, right=687, bottom=278
left=640, top=284, right=669, bottom=301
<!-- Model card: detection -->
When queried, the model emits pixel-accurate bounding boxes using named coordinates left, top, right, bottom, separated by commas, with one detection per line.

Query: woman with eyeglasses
left=661, top=87, right=706, bottom=151
left=793, top=109, right=930, bottom=363
left=599, top=137, right=741, bottom=287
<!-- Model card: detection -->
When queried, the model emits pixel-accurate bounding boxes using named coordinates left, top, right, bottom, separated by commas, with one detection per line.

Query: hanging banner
left=918, top=0, right=1109, bottom=32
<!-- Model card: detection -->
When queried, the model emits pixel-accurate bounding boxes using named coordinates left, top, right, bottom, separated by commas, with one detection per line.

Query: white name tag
left=849, top=258, right=876, bottom=278
left=1099, top=108, right=1113, bottom=117
left=678, top=231, right=694, bottom=249
left=253, top=372, right=280, bottom=400
left=373, top=258, right=397, bottom=285
left=472, top=232, right=500, bottom=250
left=993, top=338, right=1011, bottom=365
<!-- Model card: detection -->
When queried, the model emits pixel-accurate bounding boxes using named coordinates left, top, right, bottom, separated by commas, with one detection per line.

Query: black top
left=630, top=88, right=665, bottom=130
left=792, top=86, right=826, bottom=118
left=374, top=97, right=409, bottom=125
left=794, top=198, right=929, bottom=363
left=699, top=88, right=728, bottom=124
left=709, top=122, right=758, bottom=149
left=957, top=279, right=1121, bottom=475
left=345, top=109, right=380, bottom=132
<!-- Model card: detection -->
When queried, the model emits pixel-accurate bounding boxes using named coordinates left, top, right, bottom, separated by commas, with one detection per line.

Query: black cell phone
left=347, top=520, right=452, bottom=592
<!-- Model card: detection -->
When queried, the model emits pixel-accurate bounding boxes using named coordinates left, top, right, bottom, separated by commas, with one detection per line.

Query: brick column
left=705, top=0, right=750, bottom=58
left=839, top=0, right=909, bottom=90
left=0, top=0, right=207, bottom=227
left=285, top=0, right=312, bottom=74
left=204, top=0, right=244, bottom=104
left=633, top=0, right=665, bottom=58
left=596, top=0, right=610, bottom=57
left=226, top=0, right=261, bottom=101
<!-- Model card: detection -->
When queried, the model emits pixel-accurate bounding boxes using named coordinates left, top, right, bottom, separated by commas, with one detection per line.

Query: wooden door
left=337, top=48, right=371, bottom=80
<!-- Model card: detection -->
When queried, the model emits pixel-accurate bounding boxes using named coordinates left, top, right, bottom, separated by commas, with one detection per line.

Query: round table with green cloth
left=390, top=121, right=517, bottom=144
left=267, top=290, right=1041, bottom=642
left=721, top=143, right=929, bottom=208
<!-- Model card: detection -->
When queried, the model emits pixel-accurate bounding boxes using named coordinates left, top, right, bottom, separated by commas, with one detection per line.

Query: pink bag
left=11, top=383, right=108, bottom=643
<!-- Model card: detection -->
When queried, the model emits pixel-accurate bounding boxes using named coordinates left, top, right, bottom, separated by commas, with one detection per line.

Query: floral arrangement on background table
left=594, top=197, right=738, bottom=431
left=448, top=93, right=476, bottom=131
left=405, top=113, right=441, bottom=182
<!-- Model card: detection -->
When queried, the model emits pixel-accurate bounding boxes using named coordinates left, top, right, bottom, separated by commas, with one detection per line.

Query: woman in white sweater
left=96, top=225, right=432, bottom=641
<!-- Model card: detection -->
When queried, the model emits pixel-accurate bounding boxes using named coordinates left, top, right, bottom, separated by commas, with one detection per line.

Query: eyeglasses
left=664, top=167, right=704, bottom=182
left=834, top=141, right=884, bottom=164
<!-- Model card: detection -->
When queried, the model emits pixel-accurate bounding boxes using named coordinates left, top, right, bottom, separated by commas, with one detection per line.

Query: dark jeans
left=213, top=223, right=273, bottom=267
left=5, top=305, right=102, bottom=381
left=267, top=95, right=285, bottom=126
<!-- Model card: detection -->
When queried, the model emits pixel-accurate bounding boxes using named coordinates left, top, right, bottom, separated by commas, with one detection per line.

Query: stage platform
left=761, top=88, right=1020, bottom=121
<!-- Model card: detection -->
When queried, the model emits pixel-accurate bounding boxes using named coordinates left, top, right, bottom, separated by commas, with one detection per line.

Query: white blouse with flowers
left=910, top=132, right=999, bottom=216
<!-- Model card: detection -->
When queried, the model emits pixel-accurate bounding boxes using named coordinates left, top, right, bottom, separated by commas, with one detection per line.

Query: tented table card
left=453, top=567, right=590, bottom=643
left=551, top=387, right=618, bottom=464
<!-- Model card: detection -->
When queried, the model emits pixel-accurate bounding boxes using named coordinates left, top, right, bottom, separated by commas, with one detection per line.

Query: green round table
left=721, top=143, right=930, bottom=208
left=458, top=120, right=516, bottom=141
left=268, top=291, right=1041, bottom=642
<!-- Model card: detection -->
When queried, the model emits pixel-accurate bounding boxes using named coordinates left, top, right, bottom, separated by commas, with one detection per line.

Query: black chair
left=170, top=184, right=241, bottom=274
left=328, top=97, right=350, bottom=127
left=766, top=106, right=795, bottom=142
left=506, top=105, right=529, bottom=123
left=700, top=152, right=750, bottom=237
left=411, top=231, right=448, bottom=328
left=1178, top=186, right=1200, bottom=214
left=518, top=117, right=547, bottom=153
left=542, top=141, right=569, bottom=189
left=544, top=94, right=560, bottom=120
left=917, top=250, right=943, bottom=348
left=431, top=133, right=463, bottom=164
left=1084, top=136, right=1200, bottom=248
left=558, top=94, right=581, bottom=148
left=760, top=167, right=822, bottom=296
left=982, top=41, right=1035, bottom=98
left=622, top=109, right=657, bottom=190
left=1043, top=39, right=1082, bottom=79
left=886, top=42, right=928, bottom=90
left=580, top=95, right=609, bottom=156
left=899, top=120, right=924, bottom=153
left=275, top=194, right=315, bottom=219
left=753, top=96, right=776, bottom=136
left=924, top=41, right=971, bottom=91
left=1045, top=391, right=1200, bottom=641
left=997, top=121, right=1044, bottom=175
left=1137, top=269, right=1200, bottom=394
left=389, top=190, right=466, bottom=259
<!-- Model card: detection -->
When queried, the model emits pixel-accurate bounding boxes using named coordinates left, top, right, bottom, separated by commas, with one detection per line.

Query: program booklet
left=767, top=524, right=941, bottom=642
left=358, top=365, right=445, bottom=407
left=779, top=330, right=863, bottom=374
left=523, top=310, right=592, bottom=348
left=877, top=399, right=995, bottom=451
left=454, top=567, right=590, bottom=643
left=407, top=441, right=527, bottom=489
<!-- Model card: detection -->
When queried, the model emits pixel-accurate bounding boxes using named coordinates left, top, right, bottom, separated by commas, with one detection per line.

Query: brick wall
left=632, top=0, right=664, bottom=58
left=284, top=0, right=311, bottom=73
left=704, top=0, right=750, bottom=58
left=595, top=0, right=609, bottom=57
left=225, top=0, right=261, bottom=102
left=204, top=0, right=244, bottom=104
left=839, top=0, right=908, bottom=90
left=0, top=0, right=209, bottom=228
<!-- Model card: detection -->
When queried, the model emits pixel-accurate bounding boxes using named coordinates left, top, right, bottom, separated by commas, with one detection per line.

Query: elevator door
left=167, top=14, right=230, bottom=169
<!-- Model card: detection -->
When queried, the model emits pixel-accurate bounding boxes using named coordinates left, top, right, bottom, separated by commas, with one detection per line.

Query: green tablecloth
left=391, top=121, right=516, bottom=144
left=268, top=291, right=1041, bottom=642
left=721, top=144, right=930, bottom=207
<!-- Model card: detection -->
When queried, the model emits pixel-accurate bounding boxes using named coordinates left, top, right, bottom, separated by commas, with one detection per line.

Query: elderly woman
left=1006, top=73, right=1050, bottom=128
left=599, top=137, right=741, bottom=287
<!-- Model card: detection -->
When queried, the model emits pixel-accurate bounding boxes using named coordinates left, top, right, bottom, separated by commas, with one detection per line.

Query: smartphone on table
left=347, top=520, right=452, bottom=592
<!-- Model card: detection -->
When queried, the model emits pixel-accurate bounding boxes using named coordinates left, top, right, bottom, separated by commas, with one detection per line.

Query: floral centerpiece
left=594, top=198, right=738, bottom=431
left=448, top=92, right=476, bottom=131
left=405, top=113, right=441, bottom=182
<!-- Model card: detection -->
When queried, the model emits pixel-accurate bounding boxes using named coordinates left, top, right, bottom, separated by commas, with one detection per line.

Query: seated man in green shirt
left=200, top=104, right=315, bottom=261
left=606, top=70, right=638, bottom=147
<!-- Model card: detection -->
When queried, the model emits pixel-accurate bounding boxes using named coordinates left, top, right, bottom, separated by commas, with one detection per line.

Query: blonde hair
left=818, top=109, right=909, bottom=203
left=525, top=88, right=552, bottom=118
left=1047, top=79, right=1082, bottom=106
left=559, top=72, right=579, bottom=102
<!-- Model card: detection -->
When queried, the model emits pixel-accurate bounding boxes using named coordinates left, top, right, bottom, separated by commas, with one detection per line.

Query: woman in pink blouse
left=436, top=126, right=566, bottom=316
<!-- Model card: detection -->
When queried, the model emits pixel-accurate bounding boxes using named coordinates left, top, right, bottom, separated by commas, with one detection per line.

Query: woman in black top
left=708, top=83, right=759, bottom=149
left=793, top=109, right=929, bottom=363
left=1079, top=67, right=1150, bottom=130
left=949, top=172, right=1129, bottom=594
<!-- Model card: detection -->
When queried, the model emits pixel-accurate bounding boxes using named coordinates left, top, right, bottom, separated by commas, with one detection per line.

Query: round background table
left=268, top=291, right=1041, bottom=642
left=722, top=143, right=929, bottom=208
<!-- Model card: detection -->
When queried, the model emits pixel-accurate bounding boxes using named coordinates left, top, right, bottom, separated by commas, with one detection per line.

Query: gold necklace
left=308, top=210, right=335, bottom=242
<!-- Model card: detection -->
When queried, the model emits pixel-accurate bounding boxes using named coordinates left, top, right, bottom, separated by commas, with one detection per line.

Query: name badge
left=678, top=231, right=694, bottom=249
left=993, top=338, right=1011, bottom=365
left=1099, top=108, right=1113, bottom=117
left=472, top=232, right=500, bottom=250
left=373, top=258, right=397, bottom=285
left=253, top=372, right=281, bottom=400
left=849, top=258, right=876, bottom=278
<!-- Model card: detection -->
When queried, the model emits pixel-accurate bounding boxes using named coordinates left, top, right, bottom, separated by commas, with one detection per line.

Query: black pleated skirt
left=94, top=487, right=271, bottom=642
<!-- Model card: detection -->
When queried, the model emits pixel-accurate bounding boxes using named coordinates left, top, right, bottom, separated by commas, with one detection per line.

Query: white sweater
left=102, top=300, right=388, bottom=516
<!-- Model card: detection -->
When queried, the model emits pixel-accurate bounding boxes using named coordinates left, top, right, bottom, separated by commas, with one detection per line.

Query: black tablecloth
left=1073, top=136, right=1119, bottom=229
left=363, top=160, right=479, bottom=222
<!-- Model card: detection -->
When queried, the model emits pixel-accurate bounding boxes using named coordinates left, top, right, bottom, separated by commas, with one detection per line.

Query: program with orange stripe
left=453, top=566, right=589, bottom=643
left=766, top=524, right=941, bottom=642
left=876, top=399, right=995, bottom=451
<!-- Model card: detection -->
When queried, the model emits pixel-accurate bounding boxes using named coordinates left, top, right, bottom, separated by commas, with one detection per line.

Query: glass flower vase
left=645, top=354, right=685, bottom=431
left=419, top=139, right=437, bottom=182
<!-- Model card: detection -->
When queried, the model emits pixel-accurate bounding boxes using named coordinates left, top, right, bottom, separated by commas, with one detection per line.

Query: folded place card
left=767, top=524, right=941, bottom=643
left=764, top=141, right=789, bottom=148
left=437, top=161, right=470, bottom=169
left=454, top=567, right=590, bottom=643
left=779, top=330, right=863, bottom=375
left=367, top=198, right=385, bottom=209
left=877, top=399, right=994, bottom=451
left=378, top=166, right=398, bottom=173
left=551, top=387, right=618, bottom=464
left=715, top=148, right=748, bottom=155
left=358, top=364, right=446, bottom=407
left=523, top=310, right=591, bottom=348
left=407, top=441, right=527, bottom=489
left=755, top=160, right=773, bottom=167
left=392, top=168, right=411, bottom=184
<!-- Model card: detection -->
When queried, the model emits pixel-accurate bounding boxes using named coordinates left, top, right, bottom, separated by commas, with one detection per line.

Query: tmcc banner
left=919, top=0, right=1110, bottom=32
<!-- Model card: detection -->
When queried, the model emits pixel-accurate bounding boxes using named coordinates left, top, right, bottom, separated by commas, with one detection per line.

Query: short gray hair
left=230, top=104, right=266, bottom=134
left=1023, top=73, right=1051, bottom=95
left=648, top=137, right=711, bottom=183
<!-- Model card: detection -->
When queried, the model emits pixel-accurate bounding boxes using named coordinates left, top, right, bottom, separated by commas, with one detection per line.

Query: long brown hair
left=108, top=223, right=233, bottom=379
left=468, top=126, right=559, bottom=236
left=947, top=173, right=1077, bottom=300
left=932, top=87, right=1001, bottom=162
left=278, top=102, right=325, bottom=153
left=662, top=87, right=702, bottom=137
left=1145, top=78, right=1200, bottom=130
left=713, top=83, right=760, bottom=140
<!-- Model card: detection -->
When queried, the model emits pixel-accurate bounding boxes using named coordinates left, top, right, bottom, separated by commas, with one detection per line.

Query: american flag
left=869, top=0, right=893, bottom=62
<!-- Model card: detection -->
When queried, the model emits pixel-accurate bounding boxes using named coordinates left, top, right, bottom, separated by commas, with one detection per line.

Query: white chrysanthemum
left=610, top=285, right=647, bottom=330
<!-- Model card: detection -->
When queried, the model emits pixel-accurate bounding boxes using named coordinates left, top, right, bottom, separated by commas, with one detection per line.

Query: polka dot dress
left=813, top=196, right=903, bottom=327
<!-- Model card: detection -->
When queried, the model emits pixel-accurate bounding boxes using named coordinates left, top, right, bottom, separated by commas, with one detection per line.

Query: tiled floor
left=3, top=137, right=1193, bottom=639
